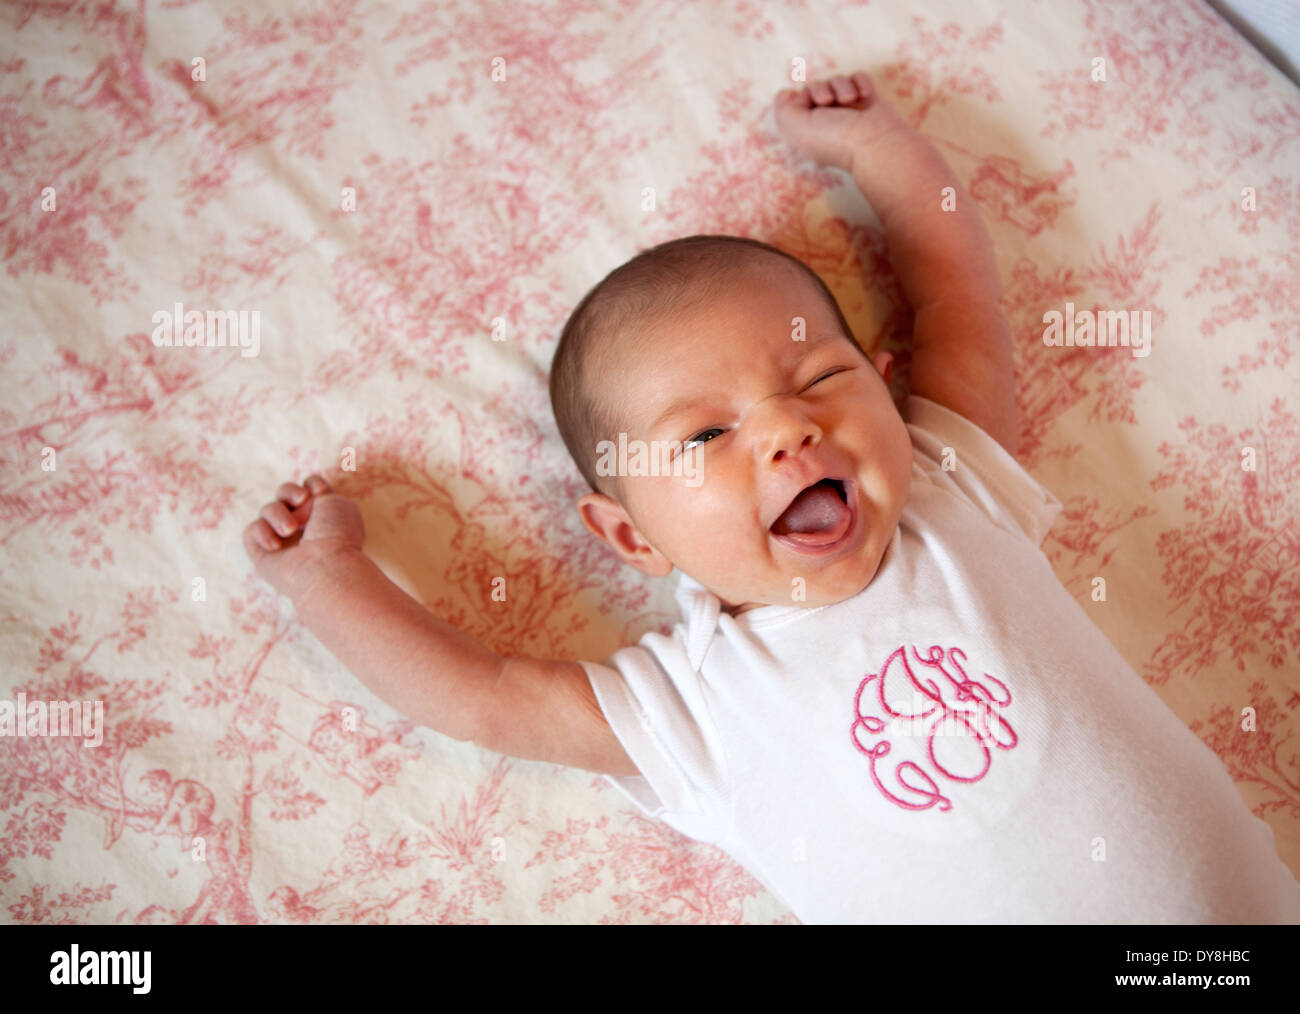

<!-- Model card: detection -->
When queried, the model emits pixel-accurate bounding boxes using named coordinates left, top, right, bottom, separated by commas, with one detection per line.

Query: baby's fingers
left=780, top=73, right=875, bottom=110
left=776, top=86, right=812, bottom=109
left=276, top=481, right=310, bottom=508
left=302, top=474, right=332, bottom=497
left=259, top=499, right=301, bottom=539
left=244, top=519, right=282, bottom=556
left=828, top=75, right=858, bottom=104
left=808, top=79, right=835, bottom=105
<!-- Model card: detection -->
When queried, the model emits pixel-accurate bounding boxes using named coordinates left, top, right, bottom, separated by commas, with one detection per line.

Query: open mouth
left=769, top=477, right=857, bottom=554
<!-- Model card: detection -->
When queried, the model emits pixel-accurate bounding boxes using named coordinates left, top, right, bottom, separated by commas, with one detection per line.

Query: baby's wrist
left=285, top=543, right=372, bottom=615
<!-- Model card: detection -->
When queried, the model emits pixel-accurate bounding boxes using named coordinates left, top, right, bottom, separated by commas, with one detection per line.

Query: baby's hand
left=773, top=71, right=910, bottom=175
left=242, top=474, right=365, bottom=603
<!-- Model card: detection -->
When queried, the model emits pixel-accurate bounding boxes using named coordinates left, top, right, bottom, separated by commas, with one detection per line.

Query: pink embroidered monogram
left=852, top=644, right=1019, bottom=813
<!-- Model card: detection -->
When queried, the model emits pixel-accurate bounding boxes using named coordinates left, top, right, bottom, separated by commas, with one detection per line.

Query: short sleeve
left=906, top=395, right=1063, bottom=547
left=579, top=632, right=730, bottom=847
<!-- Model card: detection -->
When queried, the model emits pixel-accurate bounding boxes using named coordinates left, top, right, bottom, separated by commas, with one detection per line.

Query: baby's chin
left=723, top=532, right=893, bottom=614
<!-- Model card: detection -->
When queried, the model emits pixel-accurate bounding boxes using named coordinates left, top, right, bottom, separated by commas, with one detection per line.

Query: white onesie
left=581, top=395, right=1300, bottom=924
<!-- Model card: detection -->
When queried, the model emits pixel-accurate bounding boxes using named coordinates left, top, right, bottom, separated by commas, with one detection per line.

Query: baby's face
left=578, top=265, right=913, bottom=613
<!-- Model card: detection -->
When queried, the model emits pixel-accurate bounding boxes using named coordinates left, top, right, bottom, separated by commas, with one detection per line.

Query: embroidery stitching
left=851, top=642, right=1018, bottom=812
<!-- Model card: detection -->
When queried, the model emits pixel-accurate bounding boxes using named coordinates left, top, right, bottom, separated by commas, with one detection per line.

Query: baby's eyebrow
left=646, top=396, right=700, bottom=439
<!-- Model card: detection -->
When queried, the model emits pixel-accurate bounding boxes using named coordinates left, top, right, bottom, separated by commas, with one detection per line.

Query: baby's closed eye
left=806, top=367, right=848, bottom=387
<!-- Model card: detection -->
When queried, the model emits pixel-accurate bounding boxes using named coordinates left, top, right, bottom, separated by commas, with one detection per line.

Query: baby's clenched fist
left=773, top=70, right=910, bottom=176
left=242, top=474, right=365, bottom=602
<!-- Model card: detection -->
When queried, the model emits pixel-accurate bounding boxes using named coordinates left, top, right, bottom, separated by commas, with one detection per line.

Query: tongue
left=772, top=482, right=847, bottom=536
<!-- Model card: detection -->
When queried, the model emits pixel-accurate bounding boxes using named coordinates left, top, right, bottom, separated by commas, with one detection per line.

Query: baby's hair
left=549, top=234, right=865, bottom=500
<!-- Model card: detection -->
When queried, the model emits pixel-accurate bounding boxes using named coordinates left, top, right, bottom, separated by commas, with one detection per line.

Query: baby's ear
left=871, top=350, right=894, bottom=385
left=576, top=492, right=673, bottom=578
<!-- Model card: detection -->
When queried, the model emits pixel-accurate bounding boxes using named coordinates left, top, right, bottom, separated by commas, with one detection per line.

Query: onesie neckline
left=673, top=570, right=836, bottom=633
left=673, top=527, right=901, bottom=637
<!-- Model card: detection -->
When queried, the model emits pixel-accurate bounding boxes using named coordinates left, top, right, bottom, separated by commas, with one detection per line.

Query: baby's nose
left=769, top=430, right=816, bottom=463
left=754, top=401, right=822, bottom=463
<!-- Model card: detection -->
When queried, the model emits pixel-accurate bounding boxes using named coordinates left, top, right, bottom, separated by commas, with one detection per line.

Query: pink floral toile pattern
left=1, top=0, right=1297, bottom=924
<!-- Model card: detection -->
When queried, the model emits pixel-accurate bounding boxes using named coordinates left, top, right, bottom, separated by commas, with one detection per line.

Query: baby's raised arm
left=775, top=72, right=1018, bottom=457
left=243, top=476, right=639, bottom=777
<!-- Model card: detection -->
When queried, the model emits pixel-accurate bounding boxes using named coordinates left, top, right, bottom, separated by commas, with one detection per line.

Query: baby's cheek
left=885, top=416, right=913, bottom=478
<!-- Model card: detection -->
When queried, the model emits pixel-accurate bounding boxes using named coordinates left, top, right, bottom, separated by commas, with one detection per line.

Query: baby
left=244, top=72, right=1300, bottom=923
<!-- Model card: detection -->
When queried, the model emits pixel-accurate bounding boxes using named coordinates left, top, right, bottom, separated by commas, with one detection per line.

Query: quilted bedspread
left=2, top=0, right=1297, bottom=924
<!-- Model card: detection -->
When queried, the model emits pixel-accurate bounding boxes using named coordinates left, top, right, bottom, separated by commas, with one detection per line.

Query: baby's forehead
left=618, top=265, right=837, bottom=366
left=608, top=306, right=852, bottom=439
